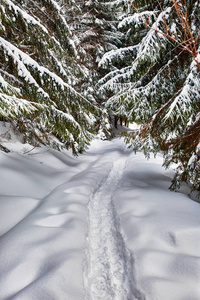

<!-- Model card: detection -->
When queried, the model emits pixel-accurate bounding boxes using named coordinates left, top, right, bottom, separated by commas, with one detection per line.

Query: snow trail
left=84, top=151, right=144, bottom=300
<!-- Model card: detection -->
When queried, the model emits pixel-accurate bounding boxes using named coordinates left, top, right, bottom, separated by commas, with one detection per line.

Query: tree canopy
left=0, top=0, right=199, bottom=192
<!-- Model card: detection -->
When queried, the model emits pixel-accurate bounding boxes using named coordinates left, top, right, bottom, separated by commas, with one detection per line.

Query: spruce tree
left=70, top=0, right=127, bottom=138
left=97, top=0, right=200, bottom=193
left=0, top=0, right=98, bottom=153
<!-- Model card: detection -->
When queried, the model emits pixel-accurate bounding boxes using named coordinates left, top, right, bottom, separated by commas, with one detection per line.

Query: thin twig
left=130, top=0, right=200, bottom=72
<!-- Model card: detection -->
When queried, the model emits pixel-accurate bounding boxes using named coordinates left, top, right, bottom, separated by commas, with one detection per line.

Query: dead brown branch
left=130, top=0, right=200, bottom=72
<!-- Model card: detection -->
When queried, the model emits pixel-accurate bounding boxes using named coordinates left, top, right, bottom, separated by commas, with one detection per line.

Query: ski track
left=84, top=151, right=144, bottom=300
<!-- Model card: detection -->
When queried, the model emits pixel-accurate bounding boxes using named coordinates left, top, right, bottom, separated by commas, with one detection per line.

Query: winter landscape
left=0, top=123, right=200, bottom=300
left=0, top=0, right=200, bottom=299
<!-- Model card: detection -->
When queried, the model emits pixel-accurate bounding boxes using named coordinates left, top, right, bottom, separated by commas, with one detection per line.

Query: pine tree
left=97, top=0, right=200, bottom=193
left=69, top=0, right=127, bottom=138
left=0, top=0, right=99, bottom=154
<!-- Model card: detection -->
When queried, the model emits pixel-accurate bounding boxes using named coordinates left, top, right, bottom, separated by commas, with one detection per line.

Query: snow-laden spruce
left=97, top=0, right=200, bottom=193
left=0, top=0, right=98, bottom=153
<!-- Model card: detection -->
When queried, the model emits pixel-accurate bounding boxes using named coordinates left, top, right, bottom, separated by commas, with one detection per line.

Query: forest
left=0, top=1, right=200, bottom=300
left=0, top=0, right=200, bottom=192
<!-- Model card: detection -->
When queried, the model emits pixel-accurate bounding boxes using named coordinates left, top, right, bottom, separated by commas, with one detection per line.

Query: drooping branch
left=130, top=0, right=200, bottom=72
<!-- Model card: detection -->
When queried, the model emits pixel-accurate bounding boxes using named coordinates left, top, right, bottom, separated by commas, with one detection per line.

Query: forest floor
left=0, top=122, right=200, bottom=300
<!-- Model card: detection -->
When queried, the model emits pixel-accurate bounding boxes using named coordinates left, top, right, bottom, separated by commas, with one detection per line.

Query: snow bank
left=0, top=136, right=199, bottom=300
left=116, top=151, right=200, bottom=300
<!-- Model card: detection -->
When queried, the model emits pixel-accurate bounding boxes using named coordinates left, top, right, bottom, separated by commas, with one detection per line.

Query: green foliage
left=98, top=0, right=200, bottom=194
left=0, top=0, right=199, bottom=193
left=0, top=0, right=99, bottom=154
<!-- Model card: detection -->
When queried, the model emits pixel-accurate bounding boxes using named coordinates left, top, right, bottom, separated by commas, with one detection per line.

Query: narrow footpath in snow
left=84, top=151, right=144, bottom=300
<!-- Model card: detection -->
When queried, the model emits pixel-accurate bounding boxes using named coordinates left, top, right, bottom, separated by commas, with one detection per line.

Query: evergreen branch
left=130, top=0, right=200, bottom=72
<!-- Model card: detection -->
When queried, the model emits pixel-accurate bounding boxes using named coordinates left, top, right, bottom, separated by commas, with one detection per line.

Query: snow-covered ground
left=0, top=125, right=200, bottom=300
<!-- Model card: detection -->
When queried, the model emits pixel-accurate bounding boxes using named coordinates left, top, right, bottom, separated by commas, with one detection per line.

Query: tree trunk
left=114, top=116, right=118, bottom=129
